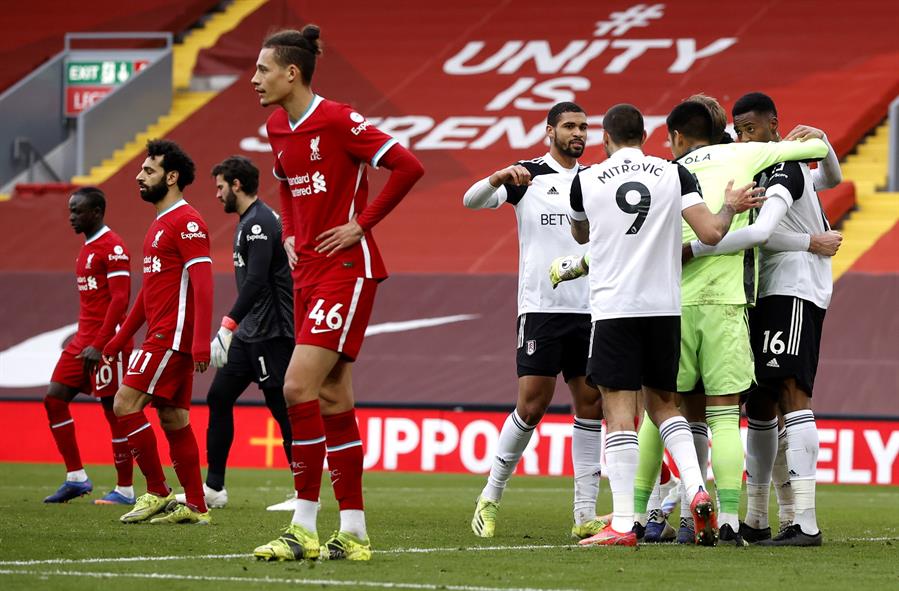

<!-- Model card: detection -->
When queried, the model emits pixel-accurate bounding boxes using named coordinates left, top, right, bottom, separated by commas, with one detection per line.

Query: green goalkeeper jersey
left=678, top=138, right=828, bottom=306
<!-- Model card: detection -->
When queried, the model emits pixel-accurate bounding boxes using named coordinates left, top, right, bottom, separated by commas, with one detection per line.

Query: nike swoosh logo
left=310, top=327, right=336, bottom=334
left=259, top=375, right=270, bottom=382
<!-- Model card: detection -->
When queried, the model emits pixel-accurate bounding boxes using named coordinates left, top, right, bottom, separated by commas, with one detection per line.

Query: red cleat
left=578, top=523, right=637, bottom=547
left=690, top=488, right=719, bottom=546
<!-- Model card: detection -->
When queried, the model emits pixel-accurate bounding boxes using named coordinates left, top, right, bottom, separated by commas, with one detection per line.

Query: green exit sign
left=66, top=60, right=147, bottom=86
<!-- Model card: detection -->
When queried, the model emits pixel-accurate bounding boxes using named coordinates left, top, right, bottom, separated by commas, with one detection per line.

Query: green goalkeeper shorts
left=677, top=304, right=754, bottom=396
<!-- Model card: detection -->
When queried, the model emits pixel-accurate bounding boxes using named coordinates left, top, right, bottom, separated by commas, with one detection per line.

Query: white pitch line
left=2, top=537, right=896, bottom=568
left=0, top=569, right=580, bottom=591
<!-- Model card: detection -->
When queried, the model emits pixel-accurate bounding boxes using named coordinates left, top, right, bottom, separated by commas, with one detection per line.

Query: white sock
left=784, top=410, right=819, bottom=535
left=481, top=411, right=535, bottom=502
left=66, top=469, right=88, bottom=483
left=291, top=498, right=319, bottom=533
left=745, top=417, right=778, bottom=529
left=115, top=485, right=134, bottom=499
left=339, top=509, right=367, bottom=540
left=661, top=417, right=703, bottom=500
left=572, top=416, right=602, bottom=525
left=773, top=428, right=794, bottom=526
left=604, top=431, right=639, bottom=533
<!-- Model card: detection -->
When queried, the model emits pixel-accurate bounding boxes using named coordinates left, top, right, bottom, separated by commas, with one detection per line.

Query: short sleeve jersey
left=569, top=147, right=703, bottom=321
left=66, top=226, right=131, bottom=354
left=677, top=138, right=829, bottom=306
left=231, top=200, right=294, bottom=341
left=757, top=161, right=833, bottom=309
left=267, top=95, right=398, bottom=287
left=141, top=200, right=212, bottom=352
left=483, top=153, right=589, bottom=316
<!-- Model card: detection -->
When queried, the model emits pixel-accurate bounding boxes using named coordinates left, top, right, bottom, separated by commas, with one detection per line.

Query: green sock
left=634, top=412, right=663, bottom=514
left=705, top=405, right=744, bottom=515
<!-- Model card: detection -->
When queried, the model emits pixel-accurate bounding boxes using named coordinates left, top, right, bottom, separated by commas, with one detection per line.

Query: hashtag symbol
left=594, top=3, right=665, bottom=37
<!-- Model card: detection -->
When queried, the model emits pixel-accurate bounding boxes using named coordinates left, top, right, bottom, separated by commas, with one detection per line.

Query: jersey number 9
left=616, top=181, right=652, bottom=234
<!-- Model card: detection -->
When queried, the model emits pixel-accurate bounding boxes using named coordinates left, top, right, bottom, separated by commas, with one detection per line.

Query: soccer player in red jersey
left=43, top=187, right=135, bottom=505
left=102, top=139, right=214, bottom=525
left=249, top=25, right=424, bottom=561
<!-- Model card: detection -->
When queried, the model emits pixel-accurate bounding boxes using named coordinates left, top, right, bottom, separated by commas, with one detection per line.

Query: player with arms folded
left=463, top=102, right=604, bottom=541
left=249, top=25, right=424, bottom=562
left=103, top=140, right=214, bottom=525
left=570, top=104, right=763, bottom=547
left=43, top=187, right=135, bottom=505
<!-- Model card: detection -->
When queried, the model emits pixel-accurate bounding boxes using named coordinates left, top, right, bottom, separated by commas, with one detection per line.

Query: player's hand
left=682, top=243, right=695, bottom=264
left=76, top=345, right=103, bottom=374
left=808, top=230, right=842, bottom=256
left=315, top=218, right=364, bottom=256
left=785, top=125, right=826, bottom=142
left=489, top=165, right=531, bottom=187
left=283, top=236, right=298, bottom=270
left=102, top=338, right=123, bottom=365
left=549, top=255, right=587, bottom=289
left=210, top=326, right=233, bottom=368
left=723, top=180, right=766, bottom=213
left=195, top=361, right=209, bottom=373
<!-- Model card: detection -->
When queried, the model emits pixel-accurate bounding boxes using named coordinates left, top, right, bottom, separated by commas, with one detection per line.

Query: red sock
left=44, top=396, right=83, bottom=472
left=324, top=409, right=364, bottom=511
left=117, top=411, right=168, bottom=496
left=288, top=400, right=327, bottom=503
left=103, top=406, right=134, bottom=487
left=660, top=460, right=671, bottom=485
left=164, top=424, right=207, bottom=513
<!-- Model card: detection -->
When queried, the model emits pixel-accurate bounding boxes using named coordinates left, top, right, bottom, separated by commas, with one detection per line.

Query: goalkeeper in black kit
left=176, top=156, right=297, bottom=510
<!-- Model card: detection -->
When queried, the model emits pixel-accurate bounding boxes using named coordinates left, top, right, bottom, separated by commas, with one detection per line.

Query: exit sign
left=64, top=59, right=149, bottom=116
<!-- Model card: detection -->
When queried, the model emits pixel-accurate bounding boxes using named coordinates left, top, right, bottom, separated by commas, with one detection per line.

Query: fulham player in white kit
left=463, top=102, right=604, bottom=540
left=570, top=104, right=763, bottom=546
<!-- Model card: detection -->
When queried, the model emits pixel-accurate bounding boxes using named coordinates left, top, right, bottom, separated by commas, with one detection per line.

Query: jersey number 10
left=616, top=181, right=652, bottom=234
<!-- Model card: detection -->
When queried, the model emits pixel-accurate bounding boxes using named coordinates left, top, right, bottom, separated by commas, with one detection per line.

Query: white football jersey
left=490, top=153, right=589, bottom=315
left=758, top=161, right=833, bottom=309
left=569, top=147, right=703, bottom=321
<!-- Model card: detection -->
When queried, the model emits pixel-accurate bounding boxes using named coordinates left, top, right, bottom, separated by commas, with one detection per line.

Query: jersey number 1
left=616, top=181, right=651, bottom=234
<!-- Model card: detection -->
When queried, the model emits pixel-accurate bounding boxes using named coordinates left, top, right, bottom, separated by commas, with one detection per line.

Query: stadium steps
left=832, top=121, right=899, bottom=280
left=70, top=0, right=266, bottom=185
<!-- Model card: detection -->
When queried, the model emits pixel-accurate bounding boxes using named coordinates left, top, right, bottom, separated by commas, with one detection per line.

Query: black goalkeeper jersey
left=229, top=200, right=294, bottom=342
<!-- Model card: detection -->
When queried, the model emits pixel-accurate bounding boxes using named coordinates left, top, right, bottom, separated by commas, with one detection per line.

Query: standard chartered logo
left=312, top=171, right=327, bottom=193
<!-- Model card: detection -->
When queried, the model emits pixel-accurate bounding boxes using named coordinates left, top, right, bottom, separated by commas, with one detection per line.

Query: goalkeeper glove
left=549, top=255, right=589, bottom=289
left=210, top=316, right=237, bottom=368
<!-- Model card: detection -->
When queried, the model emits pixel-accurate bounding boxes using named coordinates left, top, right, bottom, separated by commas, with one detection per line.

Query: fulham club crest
left=526, top=340, right=536, bottom=356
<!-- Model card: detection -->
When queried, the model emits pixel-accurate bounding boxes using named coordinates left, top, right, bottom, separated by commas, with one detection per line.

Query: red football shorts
left=294, top=277, right=378, bottom=361
left=51, top=349, right=126, bottom=398
left=121, top=342, right=194, bottom=409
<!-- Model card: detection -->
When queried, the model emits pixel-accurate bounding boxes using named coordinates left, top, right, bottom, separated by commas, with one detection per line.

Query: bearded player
left=43, top=187, right=134, bottom=505
left=103, top=139, right=214, bottom=525
left=249, top=25, right=424, bottom=561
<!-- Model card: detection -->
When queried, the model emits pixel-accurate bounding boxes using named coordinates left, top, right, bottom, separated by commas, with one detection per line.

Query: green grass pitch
left=1, top=463, right=897, bottom=590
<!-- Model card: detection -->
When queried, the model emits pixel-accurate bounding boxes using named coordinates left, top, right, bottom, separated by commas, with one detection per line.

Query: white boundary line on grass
left=1, top=537, right=895, bottom=568
left=0, top=569, right=579, bottom=591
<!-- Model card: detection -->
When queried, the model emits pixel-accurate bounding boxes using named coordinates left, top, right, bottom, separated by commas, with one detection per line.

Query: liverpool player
left=103, top=139, right=214, bottom=525
left=174, top=156, right=295, bottom=510
left=43, top=187, right=134, bottom=505
left=249, top=25, right=424, bottom=561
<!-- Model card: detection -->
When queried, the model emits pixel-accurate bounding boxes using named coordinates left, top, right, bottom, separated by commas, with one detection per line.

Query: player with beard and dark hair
left=43, top=187, right=135, bottom=505
left=102, top=139, right=214, bottom=526
left=463, top=102, right=605, bottom=541
left=172, top=156, right=296, bottom=511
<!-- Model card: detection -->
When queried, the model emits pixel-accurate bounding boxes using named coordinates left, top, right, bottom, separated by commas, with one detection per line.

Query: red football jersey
left=141, top=200, right=211, bottom=353
left=267, top=95, right=398, bottom=287
left=66, top=226, right=131, bottom=354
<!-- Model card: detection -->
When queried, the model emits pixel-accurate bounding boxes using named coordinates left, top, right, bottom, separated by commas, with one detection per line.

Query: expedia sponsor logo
left=181, top=220, right=206, bottom=240
left=247, top=223, right=268, bottom=241
left=108, top=246, right=129, bottom=262
left=77, top=275, right=98, bottom=291
left=143, top=255, right=162, bottom=273
left=351, top=120, right=372, bottom=135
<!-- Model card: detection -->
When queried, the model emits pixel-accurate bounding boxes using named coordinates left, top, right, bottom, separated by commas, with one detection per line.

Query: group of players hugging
left=41, top=23, right=836, bottom=561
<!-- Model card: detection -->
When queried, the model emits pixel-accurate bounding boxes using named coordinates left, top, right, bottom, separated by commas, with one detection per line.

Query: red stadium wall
left=2, top=401, right=897, bottom=485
